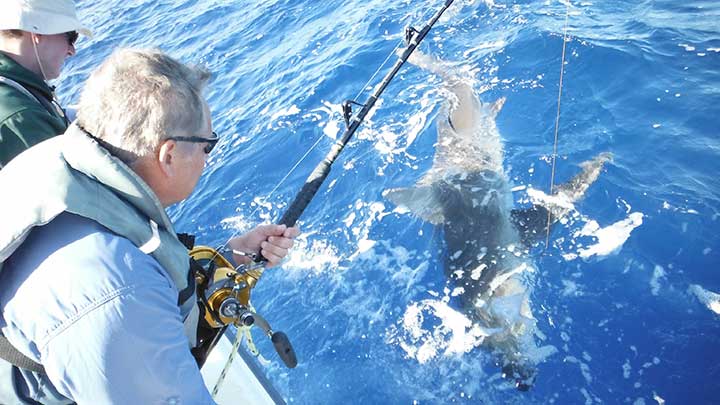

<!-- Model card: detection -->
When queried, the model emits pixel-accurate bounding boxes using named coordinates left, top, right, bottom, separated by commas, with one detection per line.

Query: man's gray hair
left=77, top=48, right=211, bottom=163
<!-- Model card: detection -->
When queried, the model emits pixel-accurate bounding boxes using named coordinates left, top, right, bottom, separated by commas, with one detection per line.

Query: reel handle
left=251, top=312, right=298, bottom=368
left=271, top=331, right=297, bottom=369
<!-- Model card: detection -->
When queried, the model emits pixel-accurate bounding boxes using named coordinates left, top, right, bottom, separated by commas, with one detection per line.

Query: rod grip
left=277, top=159, right=332, bottom=227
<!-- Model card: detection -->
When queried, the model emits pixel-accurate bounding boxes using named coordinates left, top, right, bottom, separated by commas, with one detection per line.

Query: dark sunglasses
left=65, top=31, right=79, bottom=46
left=167, top=132, right=219, bottom=154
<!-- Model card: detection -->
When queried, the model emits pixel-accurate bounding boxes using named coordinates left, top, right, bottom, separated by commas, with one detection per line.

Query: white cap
left=0, top=0, right=92, bottom=38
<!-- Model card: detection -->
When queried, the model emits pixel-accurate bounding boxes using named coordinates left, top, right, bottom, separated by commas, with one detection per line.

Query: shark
left=384, top=51, right=611, bottom=390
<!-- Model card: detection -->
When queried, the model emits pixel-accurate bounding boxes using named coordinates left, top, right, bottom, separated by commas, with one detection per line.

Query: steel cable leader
left=209, top=0, right=459, bottom=396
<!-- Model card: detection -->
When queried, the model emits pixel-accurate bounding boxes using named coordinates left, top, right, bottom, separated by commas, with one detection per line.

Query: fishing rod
left=274, top=0, right=457, bottom=229
left=197, top=0, right=459, bottom=397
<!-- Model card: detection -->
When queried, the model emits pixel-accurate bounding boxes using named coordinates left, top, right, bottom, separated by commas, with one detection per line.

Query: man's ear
left=157, top=140, right=176, bottom=177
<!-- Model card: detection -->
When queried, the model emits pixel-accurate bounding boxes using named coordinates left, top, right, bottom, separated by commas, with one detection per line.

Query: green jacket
left=0, top=52, right=68, bottom=168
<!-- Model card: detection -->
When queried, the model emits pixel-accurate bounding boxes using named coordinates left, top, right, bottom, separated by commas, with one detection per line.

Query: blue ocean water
left=62, top=1, right=719, bottom=403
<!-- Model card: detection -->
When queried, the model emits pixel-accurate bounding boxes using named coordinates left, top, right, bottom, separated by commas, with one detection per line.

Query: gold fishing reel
left=189, top=246, right=297, bottom=368
left=190, top=246, right=263, bottom=328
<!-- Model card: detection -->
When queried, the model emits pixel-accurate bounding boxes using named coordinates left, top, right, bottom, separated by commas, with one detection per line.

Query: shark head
left=433, top=93, right=507, bottom=178
left=407, top=50, right=507, bottom=176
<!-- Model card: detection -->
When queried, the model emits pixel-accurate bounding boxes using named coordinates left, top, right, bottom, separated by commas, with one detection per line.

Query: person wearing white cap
left=0, top=0, right=91, bottom=167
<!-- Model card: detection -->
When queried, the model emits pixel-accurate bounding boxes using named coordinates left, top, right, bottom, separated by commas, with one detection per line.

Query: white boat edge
left=201, top=329, right=286, bottom=405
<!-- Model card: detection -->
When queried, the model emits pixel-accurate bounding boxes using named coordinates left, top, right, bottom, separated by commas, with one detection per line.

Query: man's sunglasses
left=65, top=31, right=79, bottom=47
left=167, top=132, right=219, bottom=154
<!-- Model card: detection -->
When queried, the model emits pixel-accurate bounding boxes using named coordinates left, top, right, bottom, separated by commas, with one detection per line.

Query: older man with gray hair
left=0, top=0, right=91, bottom=167
left=0, top=48, right=299, bottom=404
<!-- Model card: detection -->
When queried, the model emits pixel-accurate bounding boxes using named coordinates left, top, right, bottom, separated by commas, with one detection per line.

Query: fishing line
left=545, top=0, right=571, bottom=250
left=352, top=40, right=405, bottom=102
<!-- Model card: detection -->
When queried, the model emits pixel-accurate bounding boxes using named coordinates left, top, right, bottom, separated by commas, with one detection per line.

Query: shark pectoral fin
left=383, top=186, right=445, bottom=225
left=520, top=152, right=612, bottom=243
left=511, top=205, right=551, bottom=246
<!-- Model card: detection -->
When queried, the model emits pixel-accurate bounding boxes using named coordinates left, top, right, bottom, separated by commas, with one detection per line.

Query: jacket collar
left=0, top=51, right=54, bottom=100
left=61, top=124, right=176, bottom=232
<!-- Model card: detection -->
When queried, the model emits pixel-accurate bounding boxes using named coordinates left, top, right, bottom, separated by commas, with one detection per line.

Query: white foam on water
left=526, top=187, right=576, bottom=211
left=579, top=388, right=594, bottom=405
left=345, top=201, right=391, bottom=244
left=219, top=215, right=254, bottom=233
left=470, top=263, right=487, bottom=280
left=653, top=392, right=666, bottom=404
left=650, top=265, right=666, bottom=296
left=357, top=238, right=376, bottom=253
left=678, top=43, right=696, bottom=51
left=347, top=234, right=427, bottom=299
left=310, top=100, right=342, bottom=139
left=323, top=118, right=341, bottom=140
left=391, top=299, right=490, bottom=364
left=688, top=284, right=720, bottom=315
left=286, top=198, right=402, bottom=287
left=561, top=279, right=582, bottom=296
left=660, top=201, right=700, bottom=215
left=461, top=40, right=508, bottom=59
left=269, top=104, right=300, bottom=121
left=403, top=89, right=435, bottom=149
left=572, top=212, right=644, bottom=259
left=622, top=359, right=632, bottom=378
left=283, top=232, right=342, bottom=277
left=564, top=356, right=592, bottom=384
left=527, top=344, right=558, bottom=364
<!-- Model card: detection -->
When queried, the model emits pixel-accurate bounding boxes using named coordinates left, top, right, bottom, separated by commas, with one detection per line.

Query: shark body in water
left=385, top=51, right=611, bottom=390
